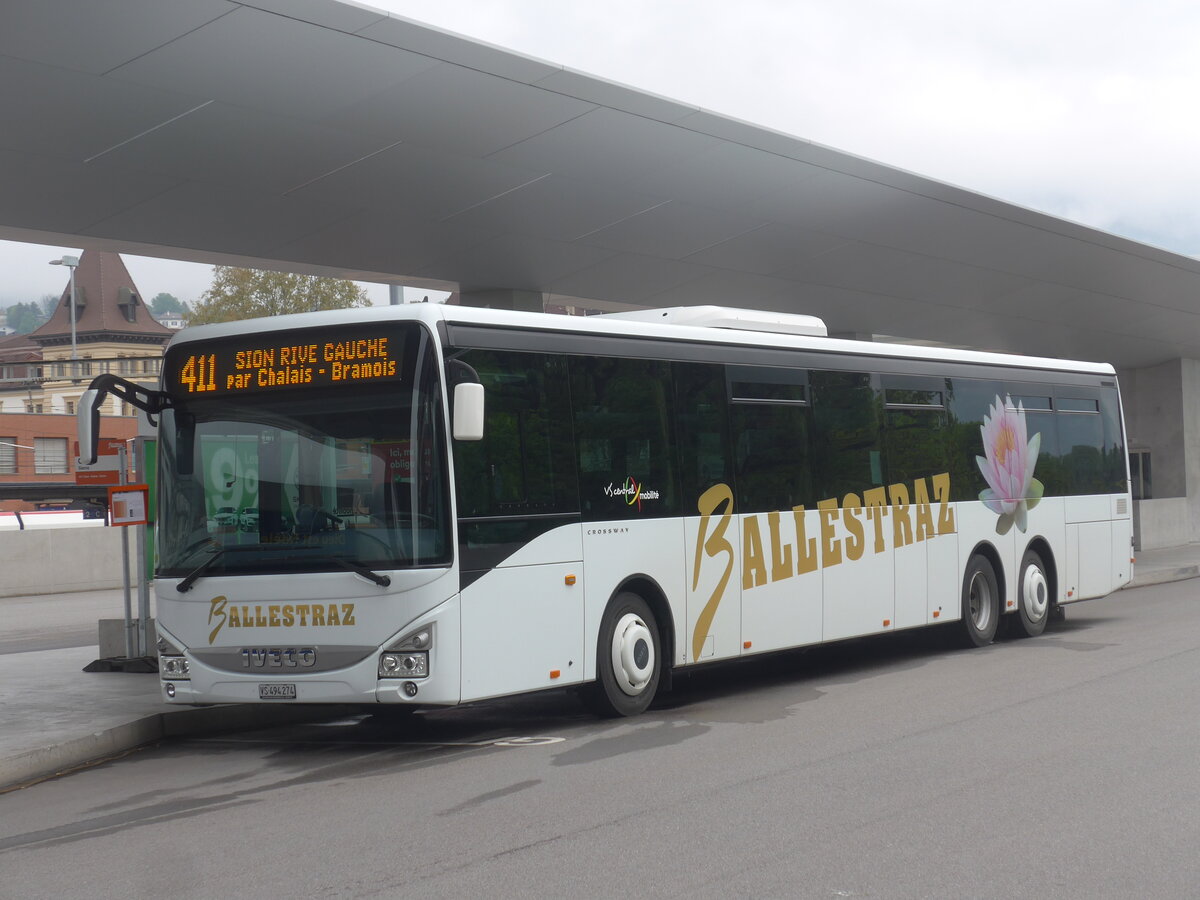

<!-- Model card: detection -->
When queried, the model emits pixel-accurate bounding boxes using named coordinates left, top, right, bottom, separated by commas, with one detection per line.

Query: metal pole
left=118, top=446, right=134, bottom=659
left=134, top=438, right=150, bottom=658
left=69, top=264, right=77, bottom=366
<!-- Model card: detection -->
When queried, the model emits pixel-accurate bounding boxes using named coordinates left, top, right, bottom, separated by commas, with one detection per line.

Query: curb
left=1125, top=565, right=1200, bottom=590
left=1, top=703, right=359, bottom=791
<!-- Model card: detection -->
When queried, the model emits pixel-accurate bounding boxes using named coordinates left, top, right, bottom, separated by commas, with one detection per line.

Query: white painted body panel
left=583, top=519, right=687, bottom=677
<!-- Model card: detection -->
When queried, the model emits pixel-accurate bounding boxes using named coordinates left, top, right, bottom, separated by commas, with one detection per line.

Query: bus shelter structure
left=1, top=0, right=1199, bottom=547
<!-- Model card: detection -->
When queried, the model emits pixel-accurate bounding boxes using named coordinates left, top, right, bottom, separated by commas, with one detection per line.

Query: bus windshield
left=156, top=323, right=450, bottom=579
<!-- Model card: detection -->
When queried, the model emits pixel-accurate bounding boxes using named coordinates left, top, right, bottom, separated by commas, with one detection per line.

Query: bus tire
left=959, top=553, right=1000, bottom=647
left=1011, top=549, right=1050, bottom=638
left=589, top=592, right=661, bottom=717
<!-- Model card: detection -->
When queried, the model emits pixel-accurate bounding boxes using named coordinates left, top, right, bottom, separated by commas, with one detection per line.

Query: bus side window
left=727, top=365, right=812, bottom=512
left=810, top=371, right=882, bottom=500
left=674, top=363, right=732, bottom=504
left=452, top=351, right=577, bottom=518
left=571, top=356, right=678, bottom=521
left=883, top=377, right=948, bottom=485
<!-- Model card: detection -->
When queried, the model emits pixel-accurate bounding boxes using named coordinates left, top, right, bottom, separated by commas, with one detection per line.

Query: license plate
left=259, top=683, right=297, bottom=700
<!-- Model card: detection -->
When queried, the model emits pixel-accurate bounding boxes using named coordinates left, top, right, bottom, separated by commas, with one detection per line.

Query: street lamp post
left=49, top=255, right=80, bottom=378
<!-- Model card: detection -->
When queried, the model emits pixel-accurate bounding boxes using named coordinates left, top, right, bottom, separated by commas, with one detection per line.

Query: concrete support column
left=1118, top=357, right=1200, bottom=549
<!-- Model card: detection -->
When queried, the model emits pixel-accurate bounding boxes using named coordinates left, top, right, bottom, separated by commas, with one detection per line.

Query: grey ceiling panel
left=0, top=57, right=207, bottom=162
left=278, top=209, right=492, bottom=276
left=356, top=16, right=561, bottom=85
left=287, top=143, right=544, bottom=221
left=109, top=6, right=437, bottom=121
left=4, top=0, right=1200, bottom=370
left=626, top=141, right=825, bottom=212
left=418, top=235, right=617, bottom=291
left=242, top=0, right=388, bottom=32
left=578, top=201, right=765, bottom=260
left=0, top=148, right=180, bottom=234
left=549, top=253, right=706, bottom=304
left=0, top=0, right=233, bottom=75
left=687, top=224, right=849, bottom=276
left=80, top=182, right=353, bottom=258
left=87, top=101, right=394, bottom=194
left=489, top=107, right=723, bottom=185
left=442, top=174, right=664, bottom=242
left=643, top=270, right=800, bottom=309
left=532, top=68, right=699, bottom=123
left=320, top=63, right=594, bottom=156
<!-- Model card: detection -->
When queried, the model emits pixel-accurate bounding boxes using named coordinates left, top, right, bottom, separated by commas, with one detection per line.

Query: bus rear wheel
left=589, top=592, right=661, bottom=717
left=1011, top=549, right=1050, bottom=638
left=959, top=554, right=1000, bottom=647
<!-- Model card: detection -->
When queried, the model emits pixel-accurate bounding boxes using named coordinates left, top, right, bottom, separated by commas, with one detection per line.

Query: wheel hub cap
left=611, top=613, right=654, bottom=697
left=1022, top=565, right=1049, bottom=621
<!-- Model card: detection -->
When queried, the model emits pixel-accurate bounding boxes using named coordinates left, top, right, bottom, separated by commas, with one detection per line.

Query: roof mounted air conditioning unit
left=601, top=306, right=827, bottom=337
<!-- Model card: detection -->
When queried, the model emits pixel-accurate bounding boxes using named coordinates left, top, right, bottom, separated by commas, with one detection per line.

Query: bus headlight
left=379, top=625, right=433, bottom=678
left=379, top=652, right=428, bottom=678
left=158, top=635, right=190, bottom=681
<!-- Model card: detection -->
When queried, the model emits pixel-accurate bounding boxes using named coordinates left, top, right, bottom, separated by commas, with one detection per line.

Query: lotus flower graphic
left=977, top=394, right=1044, bottom=535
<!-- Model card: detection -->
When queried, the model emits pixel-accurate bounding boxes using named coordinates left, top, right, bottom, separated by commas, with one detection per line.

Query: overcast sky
left=4, top=0, right=1199, bottom=307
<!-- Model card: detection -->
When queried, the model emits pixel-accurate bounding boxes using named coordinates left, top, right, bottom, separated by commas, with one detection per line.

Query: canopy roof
left=2, top=0, right=1199, bottom=368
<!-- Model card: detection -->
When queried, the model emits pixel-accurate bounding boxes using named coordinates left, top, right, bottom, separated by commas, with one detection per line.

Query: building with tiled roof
left=1, top=251, right=167, bottom=507
left=0, top=250, right=170, bottom=418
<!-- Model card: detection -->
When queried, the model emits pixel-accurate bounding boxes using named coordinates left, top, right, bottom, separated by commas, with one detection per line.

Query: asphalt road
left=1, top=580, right=1197, bottom=899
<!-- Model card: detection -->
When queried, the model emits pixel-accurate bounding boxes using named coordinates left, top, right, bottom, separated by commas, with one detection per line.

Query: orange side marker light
left=549, top=670, right=561, bottom=679
left=883, top=619, right=891, bottom=627
left=565, top=575, right=576, bottom=586
left=743, top=641, right=752, bottom=649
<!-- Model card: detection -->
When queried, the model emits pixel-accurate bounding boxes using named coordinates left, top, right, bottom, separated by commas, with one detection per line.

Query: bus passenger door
left=458, top=519, right=585, bottom=701
left=450, top=350, right=582, bottom=701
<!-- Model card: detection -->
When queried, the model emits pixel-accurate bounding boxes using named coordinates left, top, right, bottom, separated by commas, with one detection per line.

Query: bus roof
left=168, top=303, right=1117, bottom=377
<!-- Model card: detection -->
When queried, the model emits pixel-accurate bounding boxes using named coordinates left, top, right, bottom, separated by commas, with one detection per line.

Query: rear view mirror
left=77, top=387, right=103, bottom=465
left=452, top=382, right=485, bottom=441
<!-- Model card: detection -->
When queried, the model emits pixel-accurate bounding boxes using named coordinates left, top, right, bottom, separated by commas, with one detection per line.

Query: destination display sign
left=166, top=326, right=408, bottom=396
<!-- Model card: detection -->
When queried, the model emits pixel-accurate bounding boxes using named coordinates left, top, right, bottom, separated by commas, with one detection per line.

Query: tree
left=185, top=267, right=371, bottom=326
left=150, top=292, right=187, bottom=317
left=4, top=301, right=47, bottom=334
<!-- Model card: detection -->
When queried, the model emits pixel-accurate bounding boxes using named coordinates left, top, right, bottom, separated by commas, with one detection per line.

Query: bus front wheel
left=959, top=554, right=1000, bottom=647
left=589, top=592, right=661, bottom=717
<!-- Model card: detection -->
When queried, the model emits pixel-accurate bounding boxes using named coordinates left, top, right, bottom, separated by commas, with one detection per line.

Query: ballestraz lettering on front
left=691, top=473, right=956, bottom=660
left=207, top=596, right=357, bottom=644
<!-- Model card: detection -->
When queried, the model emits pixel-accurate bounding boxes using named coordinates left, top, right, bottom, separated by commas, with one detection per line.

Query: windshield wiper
left=282, top=543, right=392, bottom=586
left=176, top=544, right=392, bottom=592
left=176, top=544, right=270, bottom=592
left=322, top=556, right=392, bottom=587
left=176, top=548, right=228, bottom=593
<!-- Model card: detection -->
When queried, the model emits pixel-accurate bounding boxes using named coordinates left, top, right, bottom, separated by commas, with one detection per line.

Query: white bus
left=78, top=304, right=1132, bottom=716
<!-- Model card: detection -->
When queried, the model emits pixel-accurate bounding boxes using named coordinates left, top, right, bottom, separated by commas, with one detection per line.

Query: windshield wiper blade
left=175, top=544, right=265, bottom=592
left=324, top=556, right=392, bottom=587
left=176, top=545, right=391, bottom=591
left=177, top=549, right=226, bottom=593
left=283, top=544, right=392, bottom=586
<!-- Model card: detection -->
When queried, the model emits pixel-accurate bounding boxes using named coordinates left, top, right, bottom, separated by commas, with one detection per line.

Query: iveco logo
left=240, top=647, right=317, bottom=668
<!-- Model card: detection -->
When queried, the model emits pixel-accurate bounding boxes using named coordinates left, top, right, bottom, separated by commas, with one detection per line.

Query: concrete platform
left=1, top=547, right=1196, bottom=790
